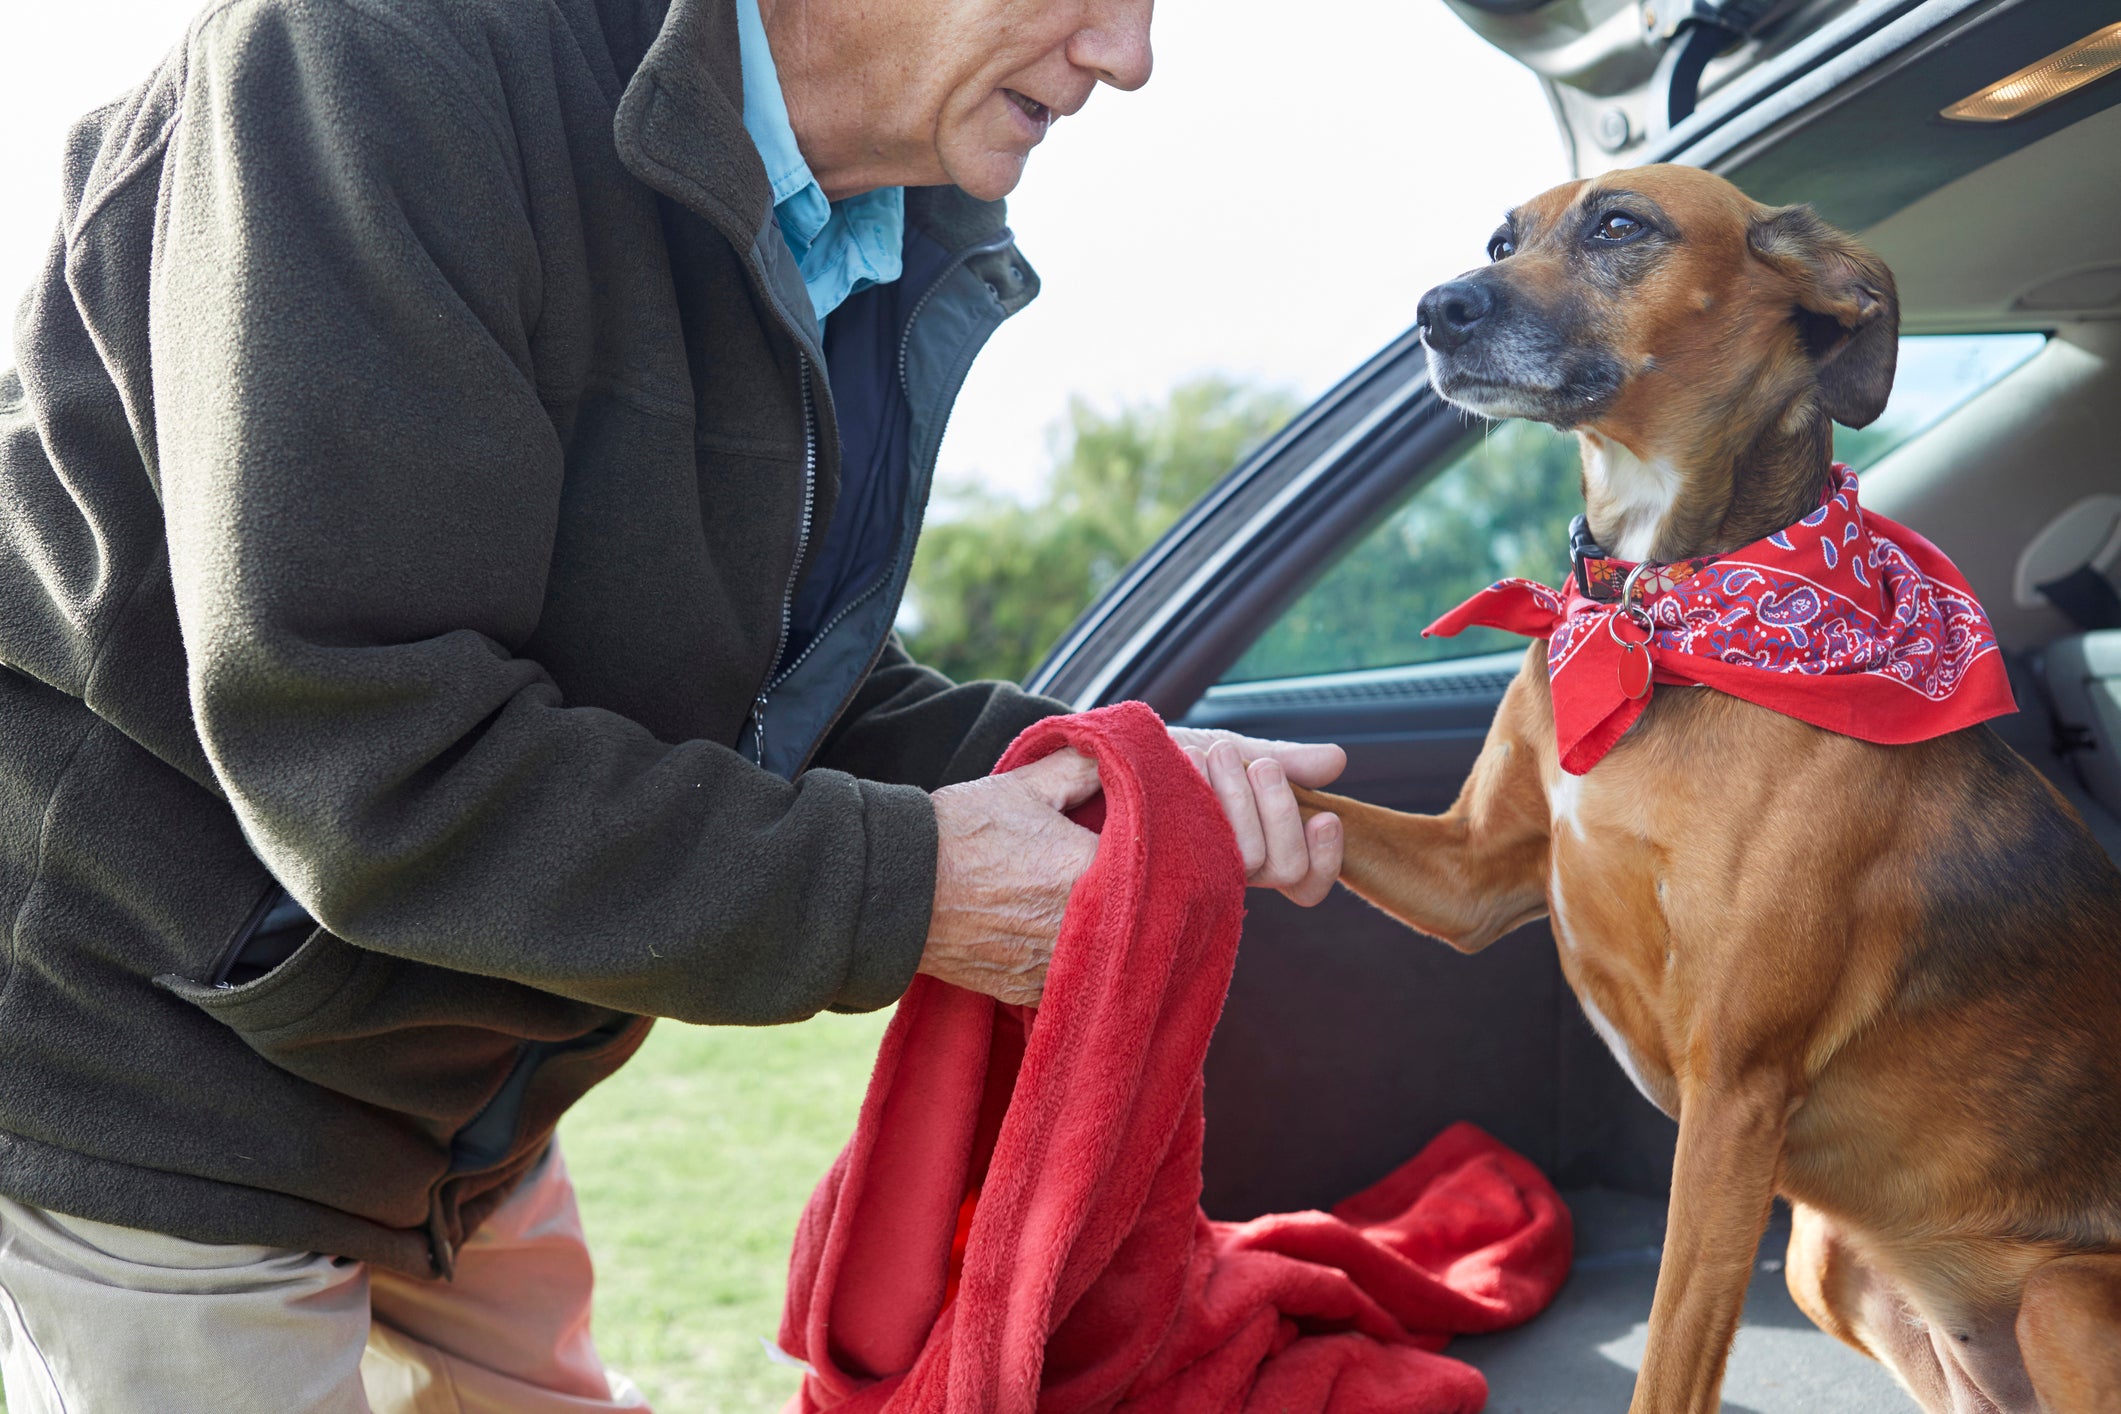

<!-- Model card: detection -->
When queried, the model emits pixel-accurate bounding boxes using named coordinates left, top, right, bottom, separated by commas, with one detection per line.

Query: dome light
left=1942, top=22, right=2121, bottom=123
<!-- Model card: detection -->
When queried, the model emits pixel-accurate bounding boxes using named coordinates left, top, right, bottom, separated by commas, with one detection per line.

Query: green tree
left=903, top=376, right=1300, bottom=684
left=1227, top=418, right=1585, bottom=681
left=1223, top=409, right=1942, bottom=685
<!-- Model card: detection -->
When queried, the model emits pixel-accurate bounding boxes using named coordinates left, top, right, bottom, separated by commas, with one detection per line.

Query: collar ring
left=1620, top=560, right=1656, bottom=609
left=1607, top=602, right=1654, bottom=647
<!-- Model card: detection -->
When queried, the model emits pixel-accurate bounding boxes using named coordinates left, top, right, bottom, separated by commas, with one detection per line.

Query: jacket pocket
left=155, top=925, right=359, bottom=1036
left=154, top=931, right=630, bottom=1148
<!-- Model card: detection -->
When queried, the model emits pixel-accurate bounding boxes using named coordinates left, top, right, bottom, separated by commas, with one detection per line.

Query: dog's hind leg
left=1786, top=1203, right=1881, bottom=1360
left=1293, top=657, right=1553, bottom=954
left=2020, top=1253, right=2121, bottom=1413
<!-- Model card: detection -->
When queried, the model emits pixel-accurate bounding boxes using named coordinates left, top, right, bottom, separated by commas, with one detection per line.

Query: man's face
left=926, top=0, right=1154, bottom=199
left=772, top=0, right=1154, bottom=202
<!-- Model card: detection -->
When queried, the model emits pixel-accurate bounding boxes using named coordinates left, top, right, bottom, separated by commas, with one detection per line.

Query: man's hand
left=918, top=730, right=1345, bottom=1007
left=919, top=748, right=1102, bottom=1006
left=1168, top=727, right=1345, bottom=907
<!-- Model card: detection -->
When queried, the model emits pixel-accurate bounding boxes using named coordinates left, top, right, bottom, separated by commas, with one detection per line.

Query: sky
left=0, top=0, right=1568, bottom=502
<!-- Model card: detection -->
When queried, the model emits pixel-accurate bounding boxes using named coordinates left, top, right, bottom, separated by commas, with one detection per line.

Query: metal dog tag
left=1617, top=644, right=1653, bottom=700
left=1607, top=605, right=1655, bottom=701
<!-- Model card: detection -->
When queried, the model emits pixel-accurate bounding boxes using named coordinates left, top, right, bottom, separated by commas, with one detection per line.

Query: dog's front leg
left=1294, top=661, right=1552, bottom=953
left=1632, top=1069, right=1792, bottom=1414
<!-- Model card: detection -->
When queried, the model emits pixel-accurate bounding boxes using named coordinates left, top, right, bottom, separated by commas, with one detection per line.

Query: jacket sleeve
left=151, top=0, right=928, bottom=1023
left=813, top=636, right=1071, bottom=790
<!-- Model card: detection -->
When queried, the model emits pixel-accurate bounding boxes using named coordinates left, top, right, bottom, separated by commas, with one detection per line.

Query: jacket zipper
left=757, top=232, right=1019, bottom=777
left=778, top=236, right=1018, bottom=778
left=895, top=232, right=1014, bottom=400
left=764, top=553, right=896, bottom=708
left=783, top=239, right=1001, bottom=694
left=428, top=1016, right=638, bottom=1276
left=750, top=355, right=819, bottom=767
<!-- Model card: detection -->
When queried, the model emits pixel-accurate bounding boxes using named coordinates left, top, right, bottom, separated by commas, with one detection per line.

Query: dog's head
left=1417, top=166, right=1898, bottom=554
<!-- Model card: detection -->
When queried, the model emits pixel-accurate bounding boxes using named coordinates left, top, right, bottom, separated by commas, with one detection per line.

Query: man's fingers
left=1281, top=811, right=1343, bottom=907
left=1167, top=727, right=1347, bottom=789
left=1009, top=747, right=1103, bottom=812
left=1205, top=742, right=1267, bottom=873
left=1248, top=758, right=1310, bottom=888
left=1249, top=739, right=1346, bottom=789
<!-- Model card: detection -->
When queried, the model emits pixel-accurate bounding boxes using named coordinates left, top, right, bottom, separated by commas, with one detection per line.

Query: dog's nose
left=1417, top=280, right=1493, bottom=353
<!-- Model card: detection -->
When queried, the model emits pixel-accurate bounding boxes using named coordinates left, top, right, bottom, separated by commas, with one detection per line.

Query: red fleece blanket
left=779, top=702, right=1572, bottom=1413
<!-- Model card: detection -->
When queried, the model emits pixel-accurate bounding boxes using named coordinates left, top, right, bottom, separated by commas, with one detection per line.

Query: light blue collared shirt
left=735, top=0, right=905, bottom=325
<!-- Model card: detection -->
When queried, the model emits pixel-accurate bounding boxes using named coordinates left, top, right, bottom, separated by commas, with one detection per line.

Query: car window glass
left=1830, top=332, right=2045, bottom=468
left=1220, top=332, right=2048, bottom=685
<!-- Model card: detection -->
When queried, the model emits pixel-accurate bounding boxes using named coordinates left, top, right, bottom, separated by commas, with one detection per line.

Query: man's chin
left=941, top=143, right=1031, bottom=203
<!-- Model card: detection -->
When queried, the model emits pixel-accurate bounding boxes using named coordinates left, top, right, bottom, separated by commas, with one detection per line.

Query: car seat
left=2043, top=629, right=2121, bottom=859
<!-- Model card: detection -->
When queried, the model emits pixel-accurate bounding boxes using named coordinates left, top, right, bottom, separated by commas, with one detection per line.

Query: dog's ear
left=1748, top=204, right=1899, bottom=429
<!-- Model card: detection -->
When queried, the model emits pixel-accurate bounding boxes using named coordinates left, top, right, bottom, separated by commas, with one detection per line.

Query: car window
left=1219, top=332, right=2048, bottom=685
left=1829, top=332, right=2045, bottom=468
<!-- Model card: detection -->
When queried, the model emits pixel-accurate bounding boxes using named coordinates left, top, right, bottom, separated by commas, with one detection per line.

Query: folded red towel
left=779, top=702, right=1572, bottom=1413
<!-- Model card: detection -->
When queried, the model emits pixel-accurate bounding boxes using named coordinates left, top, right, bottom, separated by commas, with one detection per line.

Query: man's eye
left=1487, top=235, right=1516, bottom=262
left=1593, top=212, right=1644, bottom=241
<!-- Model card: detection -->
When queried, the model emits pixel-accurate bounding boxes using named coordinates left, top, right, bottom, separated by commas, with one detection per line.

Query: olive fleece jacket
left=0, top=0, right=1060, bottom=1276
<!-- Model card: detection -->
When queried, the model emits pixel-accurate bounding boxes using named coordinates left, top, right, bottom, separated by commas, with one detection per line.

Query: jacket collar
left=611, top=0, right=773, bottom=261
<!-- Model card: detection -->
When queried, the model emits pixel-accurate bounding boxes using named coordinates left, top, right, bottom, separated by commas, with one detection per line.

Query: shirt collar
left=735, top=0, right=905, bottom=323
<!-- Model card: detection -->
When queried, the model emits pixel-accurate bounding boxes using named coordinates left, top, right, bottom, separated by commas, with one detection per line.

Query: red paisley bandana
left=1428, top=465, right=2017, bottom=775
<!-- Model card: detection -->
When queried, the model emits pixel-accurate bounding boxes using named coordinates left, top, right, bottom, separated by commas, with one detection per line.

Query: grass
left=558, top=1009, right=893, bottom=1412
left=0, top=1013, right=886, bottom=1414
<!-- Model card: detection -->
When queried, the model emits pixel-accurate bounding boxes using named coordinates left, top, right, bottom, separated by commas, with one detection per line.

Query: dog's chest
left=1545, top=772, right=1682, bottom=1117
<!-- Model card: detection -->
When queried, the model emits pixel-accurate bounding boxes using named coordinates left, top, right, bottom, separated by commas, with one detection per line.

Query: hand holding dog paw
left=1167, top=727, right=1345, bottom=907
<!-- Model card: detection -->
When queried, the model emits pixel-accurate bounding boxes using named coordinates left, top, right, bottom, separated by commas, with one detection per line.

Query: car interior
left=1028, top=1, right=2121, bottom=1407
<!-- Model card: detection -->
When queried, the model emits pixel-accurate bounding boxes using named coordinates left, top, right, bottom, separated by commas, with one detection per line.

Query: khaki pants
left=0, top=1145, right=650, bottom=1414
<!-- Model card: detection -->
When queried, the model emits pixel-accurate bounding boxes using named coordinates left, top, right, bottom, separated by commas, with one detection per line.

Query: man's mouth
left=1004, top=89, right=1053, bottom=132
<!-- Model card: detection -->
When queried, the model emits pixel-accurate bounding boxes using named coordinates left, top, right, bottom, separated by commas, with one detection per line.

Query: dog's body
left=1296, top=165, right=2121, bottom=1413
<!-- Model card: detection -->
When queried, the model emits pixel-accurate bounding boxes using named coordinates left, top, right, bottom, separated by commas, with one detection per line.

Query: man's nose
left=1417, top=280, right=1493, bottom=353
left=1072, top=0, right=1154, bottom=91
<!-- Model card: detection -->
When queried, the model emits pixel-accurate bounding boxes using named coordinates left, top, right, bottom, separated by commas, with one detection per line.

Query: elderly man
left=0, top=0, right=1346, bottom=1408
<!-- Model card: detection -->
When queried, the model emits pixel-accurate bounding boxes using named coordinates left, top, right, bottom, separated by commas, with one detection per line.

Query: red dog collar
left=1429, top=465, right=2017, bottom=775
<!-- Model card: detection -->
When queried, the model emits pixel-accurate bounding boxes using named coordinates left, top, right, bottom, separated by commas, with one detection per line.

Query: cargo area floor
left=1453, top=1188, right=1911, bottom=1413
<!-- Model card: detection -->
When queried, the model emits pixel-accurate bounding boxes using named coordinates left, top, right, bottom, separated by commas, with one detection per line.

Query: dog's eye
left=1487, top=234, right=1516, bottom=262
left=1593, top=212, right=1644, bottom=242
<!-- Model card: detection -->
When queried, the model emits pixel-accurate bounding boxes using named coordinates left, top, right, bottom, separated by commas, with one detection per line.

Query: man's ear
left=1748, top=204, right=1899, bottom=429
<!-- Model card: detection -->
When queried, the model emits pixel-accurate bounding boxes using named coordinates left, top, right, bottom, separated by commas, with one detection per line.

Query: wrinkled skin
left=763, top=0, right=1155, bottom=200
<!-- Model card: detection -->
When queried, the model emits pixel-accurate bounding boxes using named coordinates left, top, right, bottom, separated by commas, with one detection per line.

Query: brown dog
left=1296, top=165, right=2121, bottom=1413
